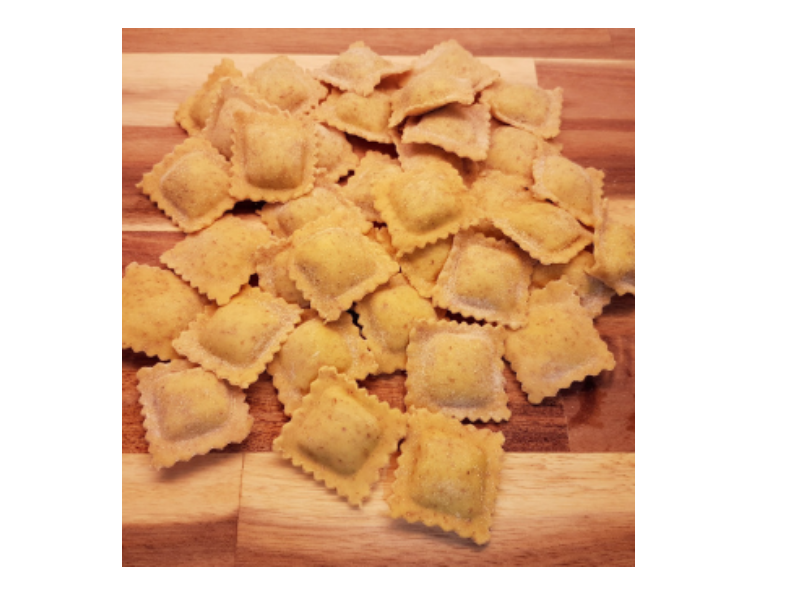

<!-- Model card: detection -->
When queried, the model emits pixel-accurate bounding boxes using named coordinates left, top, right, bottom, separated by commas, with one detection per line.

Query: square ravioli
left=354, top=274, right=438, bottom=374
left=200, top=78, right=275, bottom=159
left=372, top=162, right=478, bottom=256
left=137, top=137, right=236, bottom=233
left=340, top=151, right=403, bottom=222
left=314, top=89, right=394, bottom=144
left=287, top=216, right=399, bottom=322
left=230, top=108, right=317, bottom=203
left=473, top=171, right=593, bottom=265
left=175, top=58, right=242, bottom=135
left=172, top=286, right=302, bottom=389
left=504, top=280, right=616, bottom=405
left=386, top=408, right=504, bottom=545
left=137, top=360, right=253, bottom=469
left=402, top=103, right=491, bottom=161
left=532, top=155, right=604, bottom=227
left=432, top=230, right=534, bottom=329
left=389, top=69, right=475, bottom=128
left=267, top=313, right=379, bottom=416
left=160, top=215, right=275, bottom=305
left=273, top=367, right=407, bottom=506
left=412, top=40, right=500, bottom=94
left=588, top=197, right=635, bottom=296
left=259, top=185, right=364, bottom=239
left=313, top=41, right=410, bottom=96
left=480, top=80, right=563, bottom=139
left=483, top=124, right=562, bottom=183
left=313, top=122, right=359, bottom=183
left=254, top=237, right=309, bottom=308
left=395, top=236, right=453, bottom=298
left=247, top=55, right=328, bottom=114
left=122, top=263, right=209, bottom=361
left=405, top=320, right=510, bottom=422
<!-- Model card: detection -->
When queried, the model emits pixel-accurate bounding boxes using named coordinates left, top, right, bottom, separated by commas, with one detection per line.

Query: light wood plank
left=122, top=29, right=623, bottom=60
left=235, top=452, right=634, bottom=566
left=122, top=54, right=536, bottom=128
left=122, top=453, right=243, bottom=566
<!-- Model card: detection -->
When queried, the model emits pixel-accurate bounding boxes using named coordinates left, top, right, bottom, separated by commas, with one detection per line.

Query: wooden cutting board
left=122, top=31, right=635, bottom=566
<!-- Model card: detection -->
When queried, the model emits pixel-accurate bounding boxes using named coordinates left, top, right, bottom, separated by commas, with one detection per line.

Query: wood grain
left=235, top=452, right=634, bottom=566
left=122, top=29, right=634, bottom=60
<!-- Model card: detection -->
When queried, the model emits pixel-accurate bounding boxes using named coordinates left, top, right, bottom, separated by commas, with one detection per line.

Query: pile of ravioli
left=122, top=41, right=635, bottom=546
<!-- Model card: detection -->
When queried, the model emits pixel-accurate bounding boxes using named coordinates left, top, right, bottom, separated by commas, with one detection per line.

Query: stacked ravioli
left=123, top=40, right=635, bottom=545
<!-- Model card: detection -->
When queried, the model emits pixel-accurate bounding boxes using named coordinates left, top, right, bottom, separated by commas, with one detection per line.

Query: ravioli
left=247, top=55, right=328, bottom=114
left=172, top=286, right=302, bottom=389
left=480, top=80, right=563, bottom=139
left=137, top=360, right=253, bottom=469
left=532, top=155, right=604, bottom=227
left=402, top=102, right=491, bottom=161
left=313, top=41, right=410, bottom=96
left=273, top=367, right=407, bottom=506
left=137, top=137, right=236, bottom=233
left=405, top=320, right=510, bottom=422
left=386, top=408, right=504, bottom=545
left=175, top=58, right=242, bottom=135
left=504, top=280, right=616, bottom=405
left=314, top=89, right=395, bottom=144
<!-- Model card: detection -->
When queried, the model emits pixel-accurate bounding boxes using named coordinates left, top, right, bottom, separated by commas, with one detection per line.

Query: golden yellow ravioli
left=389, top=69, right=475, bottom=128
left=247, top=55, right=328, bottom=114
left=172, top=286, right=302, bottom=389
left=391, top=129, right=473, bottom=180
left=314, top=122, right=360, bottom=183
left=313, top=41, right=411, bottom=96
left=273, top=367, right=407, bottom=506
left=354, top=274, right=437, bottom=374
left=268, top=314, right=379, bottom=415
left=480, top=80, right=563, bottom=139
left=483, top=124, right=562, bottom=182
left=402, top=103, right=491, bottom=161
left=175, top=58, right=242, bottom=135
left=372, top=162, right=478, bottom=256
left=137, top=137, right=236, bottom=233
left=230, top=108, right=317, bottom=203
left=340, top=151, right=403, bottom=222
left=160, top=215, right=275, bottom=305
left=474, top=171, right=593, bottom=264
left=504, top=280, right=616, bottom=405
left=412, top=40, right=500, bottom=93
left=530, top=250, right=615, bottom=318
left=588, top=197, right=635, bottom=296
left=405, top=320, right=510, bottom=422
left=122, top=263, right=209, bottom=361
left=287, top=216, right=399, bottom=322
left=396, top=236, right=453, bottom=298
left=137, top=360, right=253, bottom=469
left=254, top=238, right=309, bottom=308
left=386, top=408, right=504, bottom=545
left=432, top=230, right=534, bottom=329
left=532, top=155, right=604, bottom=227
left=314, top=88, right=394, bottom=144
left=200, top=78, right=274, bottom=159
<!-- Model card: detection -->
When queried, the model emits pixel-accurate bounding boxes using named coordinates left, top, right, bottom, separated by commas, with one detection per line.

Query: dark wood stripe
left=122, top=517, right=238, bottom=566
left=122, top=29, right=632, bottom=60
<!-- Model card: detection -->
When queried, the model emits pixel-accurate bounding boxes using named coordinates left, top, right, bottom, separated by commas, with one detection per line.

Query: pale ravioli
left=314, top=123, right=359, bottom=183
left=287, top=216, right=399, bottom=322
left=532, top=155, right=604, bottom=227
left=313, top=41, right=410, bottom=96
left=137, top=137, right=236, bottom=233
left=160, top=215, right=275, bottom=305
left=230, top=108, right=318, bottom=203
left=386, top=408, right=504, bottom=546
left=273, top=367, right=407, bottom=506
left=504, top=280, right=616, bottom=405
left=372, top=162, right=478, bottom=256
left=412, top=39, right=500, bottom=93
left=254, top=238, right=309, bottom=308
left=402, top=103, right=491, bottom=161
left=175, top=58, right=242, bottom=135
left=474, top=171, right=593, bottom=264
left=260, top=185, right=364, bottom=238
left=432, top=230, right=534, bottom=329
left=405, top=320, right=510, bottom=422
left=137, top=360, right=253, bottom=469
left=354, top=274, right=438, bottom=374
left=480, top=80, right=563, bottom=139
left=396, top=236, right=453, bottom=298
left=200, top=78, right=274, bottom=159
left=268, top=314, right=379, bottom=415
left=122, top=263, right=208, bottom=361
left=530, top=250, right=615, bottom=318
left=389, top=70, right=475, bottom=128
left=172, top=286, right=302, bottom=389
left=247, top=55, right=328, bottom=114
left=314, top=89, right=394, bottom=144
left=483, top=124, right=562, bottom=182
